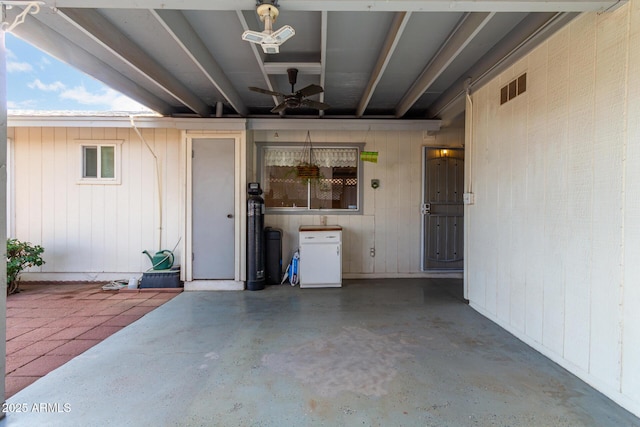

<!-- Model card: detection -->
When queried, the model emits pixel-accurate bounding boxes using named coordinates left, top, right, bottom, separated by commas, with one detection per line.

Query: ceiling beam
left=57, top=8, right=212, bottom=117
left=9, top=8, right=174, bottom=115
left=263, top=62, right=322, bottom=75
left=151, top=9, right=248, bottom=116
left=40, top=1, right=626, bottom=13
left=356, top=11, right=411, bottom=118
left=236, top=10, right=281, bottom=110
left=395, top=12, right=495, bottom=118
left=428, top=12, right=578, bottom=122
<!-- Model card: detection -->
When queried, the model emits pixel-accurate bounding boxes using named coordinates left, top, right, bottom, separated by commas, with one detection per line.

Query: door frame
left=183, top=131, right=247, bottom=290
left=420, top=145, right=465, bottom=272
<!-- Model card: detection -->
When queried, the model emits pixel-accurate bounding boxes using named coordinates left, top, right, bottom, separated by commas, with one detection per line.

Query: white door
left=192, top=138, right=235, bottom=279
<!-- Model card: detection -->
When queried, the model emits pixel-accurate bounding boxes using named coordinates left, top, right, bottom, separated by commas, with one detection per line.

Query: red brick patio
left=5, top=282, right=181, bottom=399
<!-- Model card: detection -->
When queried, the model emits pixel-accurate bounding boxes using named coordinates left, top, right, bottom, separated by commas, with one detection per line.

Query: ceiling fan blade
left=297, top=84, right=324, bottom=97
left=271, top=101, right=288, bottom=113
left=301, top=99, right=331, bottom=110
left=249, top=86, right=284, bottom=97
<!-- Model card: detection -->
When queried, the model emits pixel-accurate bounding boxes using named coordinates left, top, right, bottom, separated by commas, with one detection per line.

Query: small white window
left=78, top=140, right=122, bottom=184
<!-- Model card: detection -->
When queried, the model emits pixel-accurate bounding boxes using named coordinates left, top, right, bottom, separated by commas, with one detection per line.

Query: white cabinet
left=299, top=226, right=342, bottom=288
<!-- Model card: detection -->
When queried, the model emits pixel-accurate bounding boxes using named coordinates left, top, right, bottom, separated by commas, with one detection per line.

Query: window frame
left=257, top=142, right=365, bottom=214
left=77, top=139, right=123, bottom=185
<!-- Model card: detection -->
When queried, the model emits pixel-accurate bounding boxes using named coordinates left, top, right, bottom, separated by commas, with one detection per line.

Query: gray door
left=192, top=138, right=235, bottom=279
left=421, top=148, right=464, bottom=270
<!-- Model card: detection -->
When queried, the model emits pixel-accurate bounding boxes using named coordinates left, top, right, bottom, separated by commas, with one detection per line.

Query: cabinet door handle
left=337, top=246, right=340, bottom=256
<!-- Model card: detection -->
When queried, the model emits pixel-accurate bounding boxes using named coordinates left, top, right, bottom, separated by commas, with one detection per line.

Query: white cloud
left=7, top=61, right=33, bottom=73
left=60, top=85, right=152, bottom=112
left=28, top=79, right=66, bottom=92
left=38, top=56, right=51, bottom=70
left=6, top=47, right=34, bottom=72
left=8, top=99, right=37, bottom=109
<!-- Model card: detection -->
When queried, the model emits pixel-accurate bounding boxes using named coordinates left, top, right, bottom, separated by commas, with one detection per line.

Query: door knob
left=227, top=214, right=233, bottom=218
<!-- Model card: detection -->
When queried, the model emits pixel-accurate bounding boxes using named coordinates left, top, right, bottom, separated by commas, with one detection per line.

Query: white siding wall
left=11, top=127, right=184, bottom=280
left=466, top=3, right=640, bottom=416
left=253, top=129, right=463, bottom=277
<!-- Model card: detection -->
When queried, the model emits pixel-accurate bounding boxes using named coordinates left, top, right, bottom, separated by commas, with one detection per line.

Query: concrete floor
left=2, top=279, right=639, bottom=426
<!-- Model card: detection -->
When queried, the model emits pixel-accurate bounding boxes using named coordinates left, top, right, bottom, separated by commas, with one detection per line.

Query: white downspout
left=130, top=116, right=163, bottom=250
left=463, top=83, right=474, bottom=301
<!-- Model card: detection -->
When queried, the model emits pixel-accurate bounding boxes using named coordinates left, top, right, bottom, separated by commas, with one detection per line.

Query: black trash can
left=264, top=227, right=282, bottom=285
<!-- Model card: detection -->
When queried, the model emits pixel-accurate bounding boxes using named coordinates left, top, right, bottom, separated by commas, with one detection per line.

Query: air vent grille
left=500, top=73, right=526, bottom=105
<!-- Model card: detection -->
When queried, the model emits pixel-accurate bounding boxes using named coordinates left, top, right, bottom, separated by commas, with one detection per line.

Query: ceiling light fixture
left=242, top=1, right=295, bottom=54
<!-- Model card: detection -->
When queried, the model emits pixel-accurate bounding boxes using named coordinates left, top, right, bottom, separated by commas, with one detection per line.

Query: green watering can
left=142, top=250, right=174, bottom=270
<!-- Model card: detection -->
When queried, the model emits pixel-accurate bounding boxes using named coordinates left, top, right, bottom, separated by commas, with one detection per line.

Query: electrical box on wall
left=463, top=192, right=475, bottom=205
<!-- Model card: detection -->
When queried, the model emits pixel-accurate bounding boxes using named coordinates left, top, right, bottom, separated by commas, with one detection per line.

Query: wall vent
left=500, top=73, right=526, bottom=105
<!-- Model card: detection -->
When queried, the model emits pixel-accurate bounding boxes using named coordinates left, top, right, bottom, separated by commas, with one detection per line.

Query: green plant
left=6, top=239, right=45, bottom=295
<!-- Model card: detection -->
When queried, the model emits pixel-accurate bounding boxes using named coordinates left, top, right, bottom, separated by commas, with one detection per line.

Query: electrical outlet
left=370, top=248, right=375, bottom=257
left=463, top=192, right=475, bottom=205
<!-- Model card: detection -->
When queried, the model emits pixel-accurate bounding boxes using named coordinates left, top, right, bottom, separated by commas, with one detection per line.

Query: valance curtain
left=264, top=148, right=358, bottom=167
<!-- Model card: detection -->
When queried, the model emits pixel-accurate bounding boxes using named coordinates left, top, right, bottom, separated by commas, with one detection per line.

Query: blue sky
left=6, top=33, right=152, bottom=112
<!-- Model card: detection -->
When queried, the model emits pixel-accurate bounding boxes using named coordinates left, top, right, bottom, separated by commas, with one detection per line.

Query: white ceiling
left=8, top=0, right=625, bottom=126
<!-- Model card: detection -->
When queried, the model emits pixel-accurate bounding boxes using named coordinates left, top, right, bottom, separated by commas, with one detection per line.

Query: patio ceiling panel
left=323, top=11, right=396, bottom=114
left=366, top=11, right=465, bottom=114
left=394, top=12, right=495, bottom=118
left=410, top=12, right=529, bottom=111
left=149, top=10, right=249, bottom=117
left=10, top=1, right=626, bottom=122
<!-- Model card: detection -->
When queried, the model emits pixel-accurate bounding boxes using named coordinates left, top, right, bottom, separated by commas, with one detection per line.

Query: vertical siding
left=623, top=0, right=640, bottom=407
left=257, top=129, right=462, bottom=276
left=564, top=13, right=596, bottom=372
left=11, top=126, right=183, bottom=277
left=467, top=4, right=640, bottom=417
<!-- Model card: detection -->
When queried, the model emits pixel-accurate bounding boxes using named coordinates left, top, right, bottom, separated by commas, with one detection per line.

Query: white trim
left=7, top=115, right=441, bottom=132
left=19, top=272, right=146, bottom=282
left=343, top=272, right=463, bottom=279
left=6, top=137, right=14, bottom=238
left=35, top=1, right=626, bottom=13
left=184, top=280, right=244, bottom=291
left=183, top=131, right=246, bottom=287
left=75, top=139, right=123, bottom=185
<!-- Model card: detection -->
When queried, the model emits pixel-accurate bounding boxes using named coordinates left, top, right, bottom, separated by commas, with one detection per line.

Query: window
left=259, top=144, right=362, bottom=213
left=78, top=140, right=122, bottom=184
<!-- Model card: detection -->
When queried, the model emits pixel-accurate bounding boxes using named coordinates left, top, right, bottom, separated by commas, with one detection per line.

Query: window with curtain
left=80, top=142, right=120, bottom=183
left=260, top=146, right=361, bottom=212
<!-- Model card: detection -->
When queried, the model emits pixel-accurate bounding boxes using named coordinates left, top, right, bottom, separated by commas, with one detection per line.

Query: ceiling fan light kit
left=242, top=2, right=295, bottom=54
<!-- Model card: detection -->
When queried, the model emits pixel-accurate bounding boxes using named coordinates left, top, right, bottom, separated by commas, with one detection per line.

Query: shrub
left=6, top=239, right=45, bottom=295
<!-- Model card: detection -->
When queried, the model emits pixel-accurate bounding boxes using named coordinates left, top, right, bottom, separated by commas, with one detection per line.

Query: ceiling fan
left=249, top=68, right=330, bottom=113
